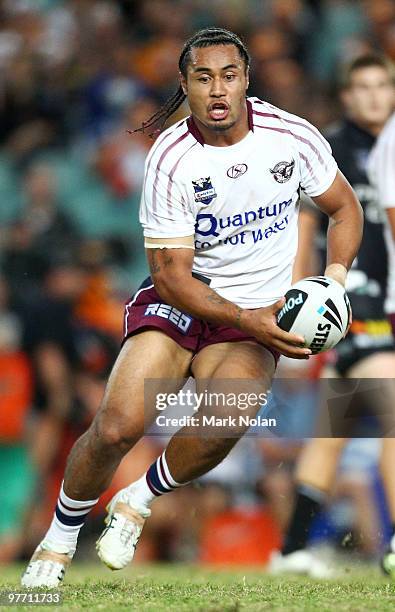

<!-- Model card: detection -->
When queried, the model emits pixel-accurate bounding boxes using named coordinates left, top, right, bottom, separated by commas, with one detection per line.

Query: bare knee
left=89, top=409, right=144, bottom=455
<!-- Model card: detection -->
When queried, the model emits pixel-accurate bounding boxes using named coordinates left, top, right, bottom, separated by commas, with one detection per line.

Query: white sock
left=44, top=482, right=99, bottom=554
left=126, top=451, right=184, bottom=509
left=126, top=474, right=156, bottom=509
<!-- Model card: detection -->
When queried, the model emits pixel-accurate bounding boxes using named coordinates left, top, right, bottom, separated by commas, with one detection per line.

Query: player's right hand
left=240, top=298, right=312, bottom=359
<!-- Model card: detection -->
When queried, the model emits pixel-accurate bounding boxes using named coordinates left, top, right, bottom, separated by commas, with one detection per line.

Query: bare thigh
left=347, top=351, right=395, bottom=379
left=93, top=330, right=193, bottom=442
left=191, top=341, right=276, bottom=434
left=192, top=340, right=276, bottom=380
left=347, top=351, right=395, bottom=436
left=162, top=341, right=276, bottom=483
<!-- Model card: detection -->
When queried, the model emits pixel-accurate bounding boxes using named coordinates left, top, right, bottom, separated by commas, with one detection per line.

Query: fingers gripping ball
left=277, top=276, right=351, bottom=354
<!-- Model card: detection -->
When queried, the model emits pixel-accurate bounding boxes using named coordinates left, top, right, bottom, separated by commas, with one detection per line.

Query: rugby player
left=21, top=28, right=363, bottom=587
left=269, top=55, right=395, bottom=578
left=369, top=104, right=395, bottom=340
left=368, top=89, right=395, bottom=578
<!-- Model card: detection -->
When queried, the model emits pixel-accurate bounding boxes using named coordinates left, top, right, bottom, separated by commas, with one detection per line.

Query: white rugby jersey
left=140, top=97, right=338, bottom=308
left=368, top=111, right=395, bottom=314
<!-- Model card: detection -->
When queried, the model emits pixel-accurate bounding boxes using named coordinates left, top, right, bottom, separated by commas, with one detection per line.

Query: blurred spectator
left=18, top=255, right=121, bottom=552
left=0, top=51, right=68, bottom=165
left=94, top=97, right=159, bottom=199
left=22, top=260, right=87, bottom=435
left=75, top=238, right=124, bottom=338
left=2, top=162, right=80, bottom=303
left=0, top=275, right=35, bottom=563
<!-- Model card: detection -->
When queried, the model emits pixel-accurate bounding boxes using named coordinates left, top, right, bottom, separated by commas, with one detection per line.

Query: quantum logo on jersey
left=192, top=177, right=217, bottom=205
left=195, top=198, right=292, bottom=237
left=270, top=159, right=295, bottom=183
left=227, top=164, right=248, bottom=179
left=144, top=303, right=192, bottom=334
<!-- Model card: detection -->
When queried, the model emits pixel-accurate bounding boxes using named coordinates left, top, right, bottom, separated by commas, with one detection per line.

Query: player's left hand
left=240, top=298, right=312, bottom=359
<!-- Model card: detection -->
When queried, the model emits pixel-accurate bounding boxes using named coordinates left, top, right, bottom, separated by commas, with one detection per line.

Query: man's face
left=342, top=66, right=395, bottom=129
left=180, top=44, right=249, bottom=134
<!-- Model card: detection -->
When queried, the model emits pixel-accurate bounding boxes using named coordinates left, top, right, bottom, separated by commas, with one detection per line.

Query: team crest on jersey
left=270, top=159, right=295, bottom=183
left=192, top=177, right=217, bottom=205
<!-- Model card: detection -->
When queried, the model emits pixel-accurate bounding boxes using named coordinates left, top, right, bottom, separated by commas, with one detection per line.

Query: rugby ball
left=277, top=276, right=351, bottom=354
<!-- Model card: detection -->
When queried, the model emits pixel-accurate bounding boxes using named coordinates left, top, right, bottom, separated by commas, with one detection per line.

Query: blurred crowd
left=1, top=0, right=395, bottom=566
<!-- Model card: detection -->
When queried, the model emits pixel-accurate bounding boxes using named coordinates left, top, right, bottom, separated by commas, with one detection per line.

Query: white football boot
left=96, top=488, right=151, bottom=570
left=268, top=549, right=334, bottom=579
left=21, top=541, right=74, bottom=588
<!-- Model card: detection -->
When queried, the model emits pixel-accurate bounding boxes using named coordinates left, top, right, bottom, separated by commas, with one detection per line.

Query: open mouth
left=208, top=102, right=229, bottom=121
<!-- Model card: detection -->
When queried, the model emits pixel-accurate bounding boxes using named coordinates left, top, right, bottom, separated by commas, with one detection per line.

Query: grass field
left=1, top=563, right=395, bottom=611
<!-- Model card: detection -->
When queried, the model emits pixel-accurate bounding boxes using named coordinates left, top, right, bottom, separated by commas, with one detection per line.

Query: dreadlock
left=133, top=27, right=250, bottom=136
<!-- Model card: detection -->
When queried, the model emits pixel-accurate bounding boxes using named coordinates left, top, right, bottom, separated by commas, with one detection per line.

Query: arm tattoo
left=206, top=292, right=243, bottom=328
left=148, top=248, right=174, bottom=276
left=148, top=249, right=161, bottom=274
left=235, top=306, right=243, bottom=329
left=163, top=250, right=174, bottom=267
left=206, top=292, right=227, bottom=305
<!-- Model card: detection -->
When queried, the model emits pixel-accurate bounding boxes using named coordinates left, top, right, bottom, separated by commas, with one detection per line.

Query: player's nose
left=210, top=77, right=226, bottom=97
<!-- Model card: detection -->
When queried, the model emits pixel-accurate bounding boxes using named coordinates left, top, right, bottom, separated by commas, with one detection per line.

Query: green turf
left=1, top=563, right=395, bottom=611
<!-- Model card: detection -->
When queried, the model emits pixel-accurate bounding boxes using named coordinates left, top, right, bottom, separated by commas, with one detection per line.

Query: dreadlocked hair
left=133, top=27, right=250, bottom=137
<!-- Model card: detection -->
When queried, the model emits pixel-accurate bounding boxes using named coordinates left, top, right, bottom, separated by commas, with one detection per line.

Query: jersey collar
left=187, top=98, right=254, bottom=146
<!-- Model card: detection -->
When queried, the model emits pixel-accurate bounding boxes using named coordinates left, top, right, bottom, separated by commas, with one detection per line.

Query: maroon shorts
left=123, top=277, right=279, bottom=364
left=390, top=313, right=395, bottom=337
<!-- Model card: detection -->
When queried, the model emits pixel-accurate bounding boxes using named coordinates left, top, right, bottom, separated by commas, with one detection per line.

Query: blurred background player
left=368, top=84, right=395, bottom=577
left=369, top=97, right=395, bottom=344
left=270, top=54, right=395, bottom=578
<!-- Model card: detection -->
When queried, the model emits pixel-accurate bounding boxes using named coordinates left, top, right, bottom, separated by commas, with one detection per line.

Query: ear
left=245, top=65, right=250, bottom=91
left=179, top=72, right=188, bottom=96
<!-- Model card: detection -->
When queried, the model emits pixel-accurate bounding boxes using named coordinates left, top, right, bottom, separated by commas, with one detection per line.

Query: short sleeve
left=298, top=124, right=338, bottom=198
left=140, top=162, right=195, bottom=238
left=368, top=118, right=395, bottom=210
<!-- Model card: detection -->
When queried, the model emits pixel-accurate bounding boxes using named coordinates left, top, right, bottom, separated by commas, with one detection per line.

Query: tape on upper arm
left=144, top=236, right=194, bottom=249
left=144, top=242, right=195, bottom=251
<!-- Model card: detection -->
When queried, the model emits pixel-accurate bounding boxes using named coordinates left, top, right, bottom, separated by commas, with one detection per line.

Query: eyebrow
left=192, top=64, right=240, bottom=73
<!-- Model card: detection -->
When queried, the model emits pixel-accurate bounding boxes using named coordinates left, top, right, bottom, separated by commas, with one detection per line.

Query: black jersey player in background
left=270, top=55, right=395, bottom=578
